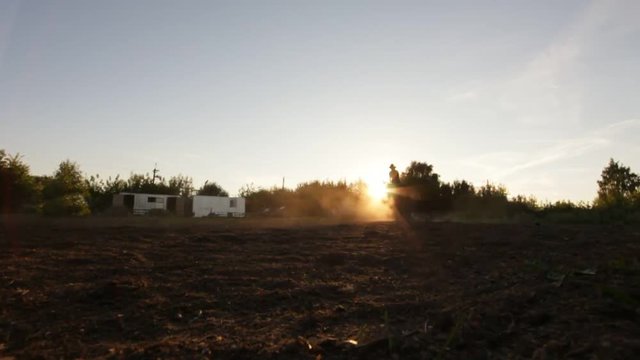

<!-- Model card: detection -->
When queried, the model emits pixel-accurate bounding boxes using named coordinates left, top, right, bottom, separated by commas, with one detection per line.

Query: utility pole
left=282, top=177, right=285, bottom=190
left=152, top=163, right=160, bottom=184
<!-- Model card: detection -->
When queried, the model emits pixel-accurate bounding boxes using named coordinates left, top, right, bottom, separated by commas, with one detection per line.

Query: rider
left=388, top=163, right=406, bottom=217
left=388, top=164, right=400, bottom=186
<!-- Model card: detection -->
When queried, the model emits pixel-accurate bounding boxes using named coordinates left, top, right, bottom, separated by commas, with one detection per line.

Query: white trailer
left=192, top=195, right=245, bottom=217
left=113, top=193, right=181, bottom=215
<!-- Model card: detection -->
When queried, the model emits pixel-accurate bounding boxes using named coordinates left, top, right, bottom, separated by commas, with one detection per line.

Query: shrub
left=42, top=194, right=90, bottom=216
left=197, top=181, right=228, bottom=196
left=86, top=175, right=127, bottom=213
left=595, top=159, right=639, bottom=209
left=0, top=150, right=35, bottom=213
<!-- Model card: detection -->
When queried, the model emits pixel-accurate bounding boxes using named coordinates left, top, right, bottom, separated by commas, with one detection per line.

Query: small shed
left=193, top=195, right=245, bottom=217
left=113, top=193, right=188, bottom=215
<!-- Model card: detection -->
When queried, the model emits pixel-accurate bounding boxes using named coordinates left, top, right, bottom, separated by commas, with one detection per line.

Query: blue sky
left=1, top=0, right=638, bottom=201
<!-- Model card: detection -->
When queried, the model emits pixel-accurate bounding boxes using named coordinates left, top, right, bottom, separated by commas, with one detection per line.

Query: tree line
left=1, top=149, right=639, bottom=222
left=386, top=160, right=639, bottom=222
left=0, top=151, right=227, bottom=216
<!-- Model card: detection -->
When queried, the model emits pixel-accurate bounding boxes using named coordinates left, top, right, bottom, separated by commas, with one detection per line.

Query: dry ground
left=1, top=217, right=640, bottom=359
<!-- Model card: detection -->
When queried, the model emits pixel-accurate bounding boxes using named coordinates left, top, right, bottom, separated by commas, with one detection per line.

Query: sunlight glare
left=366, top=178, right=388, bottom=202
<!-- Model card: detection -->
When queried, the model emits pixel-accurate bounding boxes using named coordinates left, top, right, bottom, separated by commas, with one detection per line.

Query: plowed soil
left=1, top=217, right=639, bottom=359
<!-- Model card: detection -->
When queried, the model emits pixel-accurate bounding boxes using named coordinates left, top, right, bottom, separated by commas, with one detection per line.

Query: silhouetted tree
left=86, top=174, right=127, bottom=212
left=474, top=182, right=509, bottom=218
left=293, top=180, right=355, bottom=216
left=437, top=182, right=454, bottom=211
left=508, top=195, right=539, bottom=215
left=451, top=180, right=475, bottom=197
left=43, top=160, right=87, bottom=200
left=401, top=162, right=440, bottom=186
left=238, top=183, right=258, bottom=198
left=42, top=160, right=90, bottom=216
left=169, top=175, right=194, bottom=196
left=477, top=182, right=508, bottom=200
left=349, top=180, right=368, bottom=199
left=595, top=159, right=639, bottom=208
left=4, top=152, right=637, bottom=222
left=397, top=161, right=442, bottom=212
left=450, top=180, right=476, bottom=213
left=197, top=181, right=228, bottom=197
left=0, top=150, right=35, bottom=213
left=243, top=187, right=294, bottom=215
left=125, top=173, right=172, bottom=194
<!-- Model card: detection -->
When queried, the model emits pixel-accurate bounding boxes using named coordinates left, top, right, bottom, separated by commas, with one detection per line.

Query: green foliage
left=238, top=183, right=258, bottom=198
left=41, top=160, right=90, bottom=216
left=121, top=173, right=192, bottom=196
left=452, top=180, right=475, bottom=197
left=588, top=159, right=640, bottom=223
left=477, top=182, right=508, bottom=200
left=539, top=200, right=596, bottom=223
left=42, top=194, right=90, bottom=217
left=0, top=150, right=35, bottom=213
left=446, top=181, right=511, bottom=218
left=393, top=162, right=512, bottom=217
left=475, top=182, right=509, bottom=217
left=2, top=148, right=638, bottom=223
left=295, top=180, right=358, bottom=216
left=86, top=174, right=127, bottom=213
left=401, top=161, right=438, bottom=184
left=84, top=172, right=194, bottom=212
left=125, top=173, right=171, bottom=194
left=633, top=191, right=640, bottom=210
left=400, top=161, right=441, bottom=201
left=168, top=175, right=194, bottom=196
left=43, top=160, right=87, bottom=200
left=349, top=180, right=368, bottom=198
left=508, top=195, right=539, bottom=214
left=595, top=158, right=639, bottom=209
left=450, top=180, right=476, bottom=213
left=29, top=176, right=51, bottom=213
left=197, top=181, right=228, bottom=196
left=241, top=186, right=293, bottom=214
left=239, top=180, right=363, bottom=217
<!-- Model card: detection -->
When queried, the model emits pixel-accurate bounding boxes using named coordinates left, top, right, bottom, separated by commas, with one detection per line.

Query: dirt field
left=1, top=217, right=639, bottom=359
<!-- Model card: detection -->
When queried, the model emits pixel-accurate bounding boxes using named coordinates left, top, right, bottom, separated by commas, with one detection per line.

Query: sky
left=1, top=0, right=639, bottom=201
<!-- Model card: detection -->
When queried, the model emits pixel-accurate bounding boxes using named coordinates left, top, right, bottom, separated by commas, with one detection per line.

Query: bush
left=86, top=175, right=127, bottom=213
left=596, top=207, right=640, bottom=224
left=42, top=194, right=90, bottom=216
left=0, top=150, right=35, bottom=213
left=197, top=181, right=228, bottom=196
left=43, top=160, right=87, bottom=200
left=595, top=159, right=639, bottom=210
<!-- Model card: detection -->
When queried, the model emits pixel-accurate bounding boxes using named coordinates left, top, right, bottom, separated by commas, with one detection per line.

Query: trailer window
left=230, top=199, right=237, bottom=208
left=148, top=197, right=156, bottom=203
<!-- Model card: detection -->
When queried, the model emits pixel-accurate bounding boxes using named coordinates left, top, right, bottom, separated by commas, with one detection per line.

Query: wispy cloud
left=464, top=118, right=640, bottom=179
left=458, top=118, right=639, bottom=201
left=498, top=0, right=625, bottom=125
left=496, top=136, right=608, bottom=178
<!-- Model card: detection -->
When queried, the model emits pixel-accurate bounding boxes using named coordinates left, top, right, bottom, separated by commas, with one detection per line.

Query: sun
left=366, top=178, right=389, bottom=202
left=355, top=171, right=393, bottom=219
